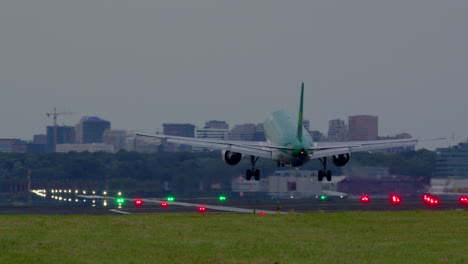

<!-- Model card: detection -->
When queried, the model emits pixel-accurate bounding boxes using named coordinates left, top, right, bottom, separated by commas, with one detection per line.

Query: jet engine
left=222, top=150, right=242, bottom=166
left=332, top=153, right=350, bottom=167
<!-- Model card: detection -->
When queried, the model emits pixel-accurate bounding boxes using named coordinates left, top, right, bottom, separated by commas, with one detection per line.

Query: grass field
left=0, top=211, right=467, bottom=264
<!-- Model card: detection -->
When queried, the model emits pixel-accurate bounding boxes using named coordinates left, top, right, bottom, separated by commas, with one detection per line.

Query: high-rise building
left=75, top=116, right=111, bottom=144
left=162, top=123, right=195, bottom=152
left=46, top=126, right=76, bottom=152
left=348, top=115, right=378, bottom=141
left=328, top=119, right=348, bottom=142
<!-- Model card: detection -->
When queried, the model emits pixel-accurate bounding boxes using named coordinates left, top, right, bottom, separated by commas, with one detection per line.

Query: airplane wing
left=136, top=132, right=444, bottom=160
left=135, top=132, right=275, bottom=159
left=309, top=137, right=445, bottom=159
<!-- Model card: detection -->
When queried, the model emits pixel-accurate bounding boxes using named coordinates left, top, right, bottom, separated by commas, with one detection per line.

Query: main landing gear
left=318, top=157, right=332, bottom=182
left=246, top=156, right=260, bottom=181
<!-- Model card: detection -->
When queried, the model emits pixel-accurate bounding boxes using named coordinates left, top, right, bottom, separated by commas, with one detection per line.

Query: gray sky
left=1, top=1, right=467, bottom=149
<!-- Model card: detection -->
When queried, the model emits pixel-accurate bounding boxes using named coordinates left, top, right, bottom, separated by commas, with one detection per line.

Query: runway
left=1, top=194, right=466, bottom=215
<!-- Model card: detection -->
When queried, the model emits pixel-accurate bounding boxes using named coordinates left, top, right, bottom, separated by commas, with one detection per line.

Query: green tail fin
left=297, top=82, right=304, bottom=141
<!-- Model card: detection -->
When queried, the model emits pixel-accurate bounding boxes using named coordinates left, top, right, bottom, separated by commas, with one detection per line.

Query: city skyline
left=1, top=1, right=466, bottom=150
left=0, top=114, right=454, bottom=149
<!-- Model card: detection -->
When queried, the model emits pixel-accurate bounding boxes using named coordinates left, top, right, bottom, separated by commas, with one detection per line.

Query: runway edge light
left=389, top=194, right=402, bottom=205
left=360, top=195, right=370, bottom=203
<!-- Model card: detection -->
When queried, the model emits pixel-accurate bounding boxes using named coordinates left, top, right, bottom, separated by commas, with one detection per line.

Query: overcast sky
left=1, top=1, right=467, bottom=149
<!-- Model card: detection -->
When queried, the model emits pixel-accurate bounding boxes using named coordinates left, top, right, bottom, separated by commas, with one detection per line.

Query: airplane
left=136, top=83, right=444, bottom=182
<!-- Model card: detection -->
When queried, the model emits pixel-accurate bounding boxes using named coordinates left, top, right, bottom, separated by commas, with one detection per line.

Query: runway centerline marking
left=109, top=209, right=131, bottom=215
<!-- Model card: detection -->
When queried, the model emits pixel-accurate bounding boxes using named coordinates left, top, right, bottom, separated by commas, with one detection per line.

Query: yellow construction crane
left=46, top=107, right=74, bottom=151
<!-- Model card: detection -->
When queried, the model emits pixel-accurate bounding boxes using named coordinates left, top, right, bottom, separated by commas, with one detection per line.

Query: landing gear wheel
left=246, top=155, right=259, bottom=181
left=318, top=158, right=333, bottom=182
left=246, top=169, right=252, bottom=181
left=254, top=169, right=260, bottom=181
left=318, top=170, right=324, bottom=182
left=326, top=170, right=332, bottom=181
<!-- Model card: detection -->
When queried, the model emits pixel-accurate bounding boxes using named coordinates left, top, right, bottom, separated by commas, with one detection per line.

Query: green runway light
left=218, top=195, right=226, bottom=201
left=320, top=195, right=327, bottom=200
left=116, top=197, right=125, bottom=204
left=166, top=196, right=175, bottom=202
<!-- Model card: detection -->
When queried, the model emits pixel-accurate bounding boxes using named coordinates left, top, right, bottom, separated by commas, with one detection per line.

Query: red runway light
left=257, top=212, right=266, bottom=215
left=459, top=196, right=468, bottom=205
left=390, top=194, right=402, bottom=204
left=160, top=202, right=169, bottom=208
left=360, top=195, right=370, bottom=203
left=423, top=194, right=440, bottom=206
left=198, top=206, right=207, bottom=212
left=134, top=199, right=143, bottom=206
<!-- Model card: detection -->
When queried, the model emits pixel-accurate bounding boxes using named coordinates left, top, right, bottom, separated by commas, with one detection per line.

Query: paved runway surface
left=1, top=195, right=467, bottom=215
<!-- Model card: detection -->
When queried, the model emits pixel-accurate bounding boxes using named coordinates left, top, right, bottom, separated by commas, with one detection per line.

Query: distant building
left=328, top=119, right=348, bottom=142
left=348, top=115, right=378, bottom=141
left=46, top=126, right=76, bottom=152
left=194, top=128, right=229, bottom=152
left=55, top=143, right=114, bottom=153
left=75, top=116, right=111, bottom=144
left=27, top=143, right=46, bottom=153
left=196, top=120, right=229, bottom=140
left=132, top=134, right=162, bottom=153
left=0, top=139, right=27, bottom=153
left=253, top=123, right=266, bottom=141
left=29, top=134, right=47, bottom=153
left=196, top=128, right=229, bottom=140
left=194, top=122, right=229, bottom=152
left=33, top=134, right=47, bottom=144
left=229, top=123, right=257, bottom=141
left=102, top=129, right=128, bottom=152
left=309, top=130, right=327, bottom=142
left=436, top=142, right=468, bottom=179
left=204, top=120, right=229, bottom=130
left=162, top=123, right=195, bottom=152
left=163, top=123, right=195, bottom=137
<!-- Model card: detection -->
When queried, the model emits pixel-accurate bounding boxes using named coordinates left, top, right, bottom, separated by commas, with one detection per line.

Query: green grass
left=0, top=211, right=467, bottom=264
